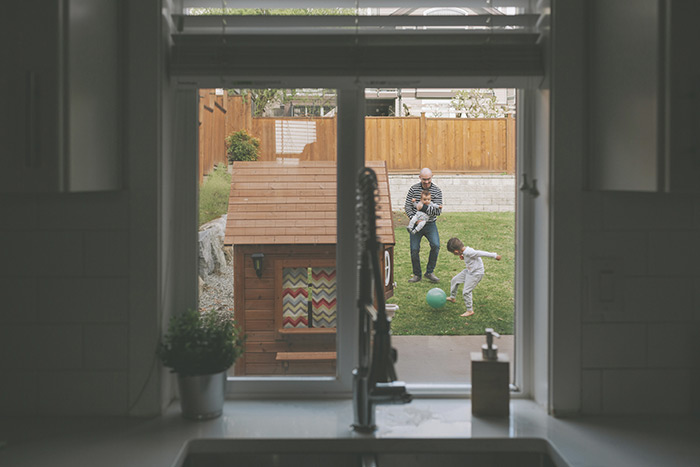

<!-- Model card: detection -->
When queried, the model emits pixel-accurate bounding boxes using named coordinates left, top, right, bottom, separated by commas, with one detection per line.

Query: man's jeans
left=409, top=220, right=440, bottom=277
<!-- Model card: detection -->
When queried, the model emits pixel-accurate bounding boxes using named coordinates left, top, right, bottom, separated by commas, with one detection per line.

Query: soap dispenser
left=471, top=328, right=510, bottom=416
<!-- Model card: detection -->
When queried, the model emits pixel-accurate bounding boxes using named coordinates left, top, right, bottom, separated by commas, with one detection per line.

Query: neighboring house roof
left=224, top=160, right=394, bottom=246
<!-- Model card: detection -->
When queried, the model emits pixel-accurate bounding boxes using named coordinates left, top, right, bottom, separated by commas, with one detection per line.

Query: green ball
left=426, top=287, right=447, bottom=308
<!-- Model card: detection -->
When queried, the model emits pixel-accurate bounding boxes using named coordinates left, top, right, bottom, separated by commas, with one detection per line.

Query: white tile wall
left=84, top=230, right=129, bottom=276
left=602, top=369, right=691, bottom=414
left=582, top=191, right=700, bottom=415
left=694, top=278, right=700, bottom=322
left=35, top=231, right=86, bottom=276
left=38, top=325, right=83, bottom=369
left=0, top=231, right=42, bottom=276
left=37, top=193, right=129, bottom=230
left=0, top=196, right=38, bottom=229
left=648, top=230, right=700, bottom=277
left=0, top=277, right=37, bottom=322
left=623, top=277, right=693, bottom=322
left=38, top=371, right=128, bottom=415
left=0, top=325, right=40, bottom=369
left=582, top=231, right=648, bottom=275
left=0, top=372, right=38, bottom=415
left=83, top=324, right=128, bottom=370
left=37, top=278, right=129, bottom=322
left=581, top=369, right=602, bottom=414
left=600, top=193, right=694, bottom=231
left=646, top=324, right=698, bottom=369
left=0, top=193, right=131, bottom=415
left=581, top=323, right=647, bottom=368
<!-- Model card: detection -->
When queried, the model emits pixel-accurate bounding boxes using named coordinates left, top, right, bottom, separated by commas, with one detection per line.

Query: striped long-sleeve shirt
left=404, top=182, right=443, bottom=222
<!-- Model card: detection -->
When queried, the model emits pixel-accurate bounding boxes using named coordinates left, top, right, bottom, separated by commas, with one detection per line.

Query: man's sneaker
left=408, top=275, right=422, bottom=283
left=425, top=273, right=440, bottom=283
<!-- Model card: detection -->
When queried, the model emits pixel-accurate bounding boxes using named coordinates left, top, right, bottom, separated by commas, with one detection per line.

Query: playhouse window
left=276, top=261, right=338, bottom=336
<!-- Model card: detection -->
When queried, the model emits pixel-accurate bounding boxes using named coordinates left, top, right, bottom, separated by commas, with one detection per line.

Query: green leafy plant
left=225, top=129, right=261, bottom=163
left=199, top=163, right=231, bottom=226
left=451, top=89, right=511, bottom=118
left=157, top=309, right=245, bottom=376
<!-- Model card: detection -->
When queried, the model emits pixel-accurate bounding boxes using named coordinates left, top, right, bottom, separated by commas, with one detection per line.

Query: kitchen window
left=168, top=1, right=547, bottom=399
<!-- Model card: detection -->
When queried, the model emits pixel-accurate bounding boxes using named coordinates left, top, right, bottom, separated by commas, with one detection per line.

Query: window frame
left=174, top=41, right=540, bottom=400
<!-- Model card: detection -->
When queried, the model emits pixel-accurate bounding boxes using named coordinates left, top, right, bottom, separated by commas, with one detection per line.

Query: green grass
left=199, top=164, right=231, bottom=226
left=388, top=211, right=514, bottom=336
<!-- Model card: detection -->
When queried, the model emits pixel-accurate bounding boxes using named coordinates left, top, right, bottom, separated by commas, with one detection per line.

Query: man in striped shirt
left=404, top=168, right=443, bottom=283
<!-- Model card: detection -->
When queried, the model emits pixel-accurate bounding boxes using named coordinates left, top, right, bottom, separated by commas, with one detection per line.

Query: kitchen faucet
left=353, top=167, right=412, bottom=433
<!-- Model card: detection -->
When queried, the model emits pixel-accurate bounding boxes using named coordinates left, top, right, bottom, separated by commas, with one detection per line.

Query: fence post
left=245, top=92, right=253, bottom=132
left=420, top=112, right=427, bottom=169
left=507, top=114, right=516, bottom=174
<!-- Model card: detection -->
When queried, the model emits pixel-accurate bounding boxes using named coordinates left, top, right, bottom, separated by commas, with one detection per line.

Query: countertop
left=1, top=399, right=698, bottom=467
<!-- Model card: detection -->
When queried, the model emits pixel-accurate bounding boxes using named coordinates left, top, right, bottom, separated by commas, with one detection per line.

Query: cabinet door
left=65, top=0, right=121, bottom=192
left=665, top=2, right=700, bottom=193
left=0, top=2, right=61, bottom=192
left=587, top=0, right=663, bottom=192
left=0, top=0, right=121, bottom=193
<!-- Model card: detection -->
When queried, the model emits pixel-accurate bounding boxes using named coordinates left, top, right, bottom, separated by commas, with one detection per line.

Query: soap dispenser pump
left=471, top=328, right=510, bottom=416
left=482, top=328, right=500, bottom=361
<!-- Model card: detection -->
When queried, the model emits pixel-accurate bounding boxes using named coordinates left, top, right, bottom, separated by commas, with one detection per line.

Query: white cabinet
left=0, top=0, right=121, bottom=193
left=587, top=1, right=700, bottom=193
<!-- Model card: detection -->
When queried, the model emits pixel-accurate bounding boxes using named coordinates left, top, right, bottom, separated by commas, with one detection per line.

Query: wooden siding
left=234, top=244, right=336, bottom=376
left=225, top=160, right=394, bottom=246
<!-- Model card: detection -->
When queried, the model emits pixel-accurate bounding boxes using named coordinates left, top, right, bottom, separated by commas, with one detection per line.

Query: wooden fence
left=198, top=90, right=253, bottom=184
left=198, top=91, right=516, bottom=182
left=365, top=115, right=515, bottom=173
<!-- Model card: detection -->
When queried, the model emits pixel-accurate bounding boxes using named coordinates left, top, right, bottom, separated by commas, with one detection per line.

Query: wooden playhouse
left=225, top=160, right=395, bottom=376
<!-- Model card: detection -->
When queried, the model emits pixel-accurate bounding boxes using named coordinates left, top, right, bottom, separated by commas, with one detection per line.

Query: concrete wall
left=388, top=174, right=515, bottom=213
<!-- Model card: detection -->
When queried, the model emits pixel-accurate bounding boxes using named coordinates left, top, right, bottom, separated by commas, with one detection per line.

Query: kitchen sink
left=173, top=438, right=568, bottom=467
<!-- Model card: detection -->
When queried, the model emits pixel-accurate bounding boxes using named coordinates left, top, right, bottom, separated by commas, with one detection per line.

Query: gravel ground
left=198, top=260, right=234, bottom=312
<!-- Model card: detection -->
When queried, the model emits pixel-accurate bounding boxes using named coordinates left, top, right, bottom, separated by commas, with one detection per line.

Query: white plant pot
left=177, top=371, right=226, bottom=420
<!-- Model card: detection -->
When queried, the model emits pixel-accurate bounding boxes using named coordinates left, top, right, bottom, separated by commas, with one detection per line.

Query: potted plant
left=157, top=309, right=244, bottom=420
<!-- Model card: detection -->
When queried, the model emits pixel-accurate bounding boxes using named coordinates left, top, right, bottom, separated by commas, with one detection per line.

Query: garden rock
left=199, top=215, right=228, bottom=278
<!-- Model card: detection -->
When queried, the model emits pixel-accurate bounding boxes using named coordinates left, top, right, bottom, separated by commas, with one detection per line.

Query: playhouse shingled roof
left=224, top=160, right=395, bottom=246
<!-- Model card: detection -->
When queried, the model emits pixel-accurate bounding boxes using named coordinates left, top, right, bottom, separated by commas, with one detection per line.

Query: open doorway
left=196, top=87, right=517, bottom=387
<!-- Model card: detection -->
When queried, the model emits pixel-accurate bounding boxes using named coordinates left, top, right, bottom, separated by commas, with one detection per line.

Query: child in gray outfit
left=407, top=190, right=443, bottom=234
left=445, top=236, right=501, bottom=319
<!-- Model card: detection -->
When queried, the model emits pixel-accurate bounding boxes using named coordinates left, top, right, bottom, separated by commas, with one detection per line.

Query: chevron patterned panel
left=282, top=267, right=309, bottom=328
left=311, top=267, right=337, bottom=328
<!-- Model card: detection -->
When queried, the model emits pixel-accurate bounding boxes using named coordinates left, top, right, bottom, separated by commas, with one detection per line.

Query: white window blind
left=167, top=0, right=548, bottom=85
left=170, top=0, right=543, bottom=34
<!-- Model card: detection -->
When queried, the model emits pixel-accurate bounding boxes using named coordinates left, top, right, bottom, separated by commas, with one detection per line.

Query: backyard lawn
left=388, top=211, right=515, bottom=336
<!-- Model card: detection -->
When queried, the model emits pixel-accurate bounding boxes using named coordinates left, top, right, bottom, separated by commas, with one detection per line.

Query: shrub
left=225, top=129, right=261, bottom=162
left=199, top=163, right=231, bottom=226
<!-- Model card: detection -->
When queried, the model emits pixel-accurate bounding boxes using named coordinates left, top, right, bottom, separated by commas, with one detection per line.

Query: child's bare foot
left=446, top=297, right=456, bottom=303
left=460, top=310, right=474, bottom=317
